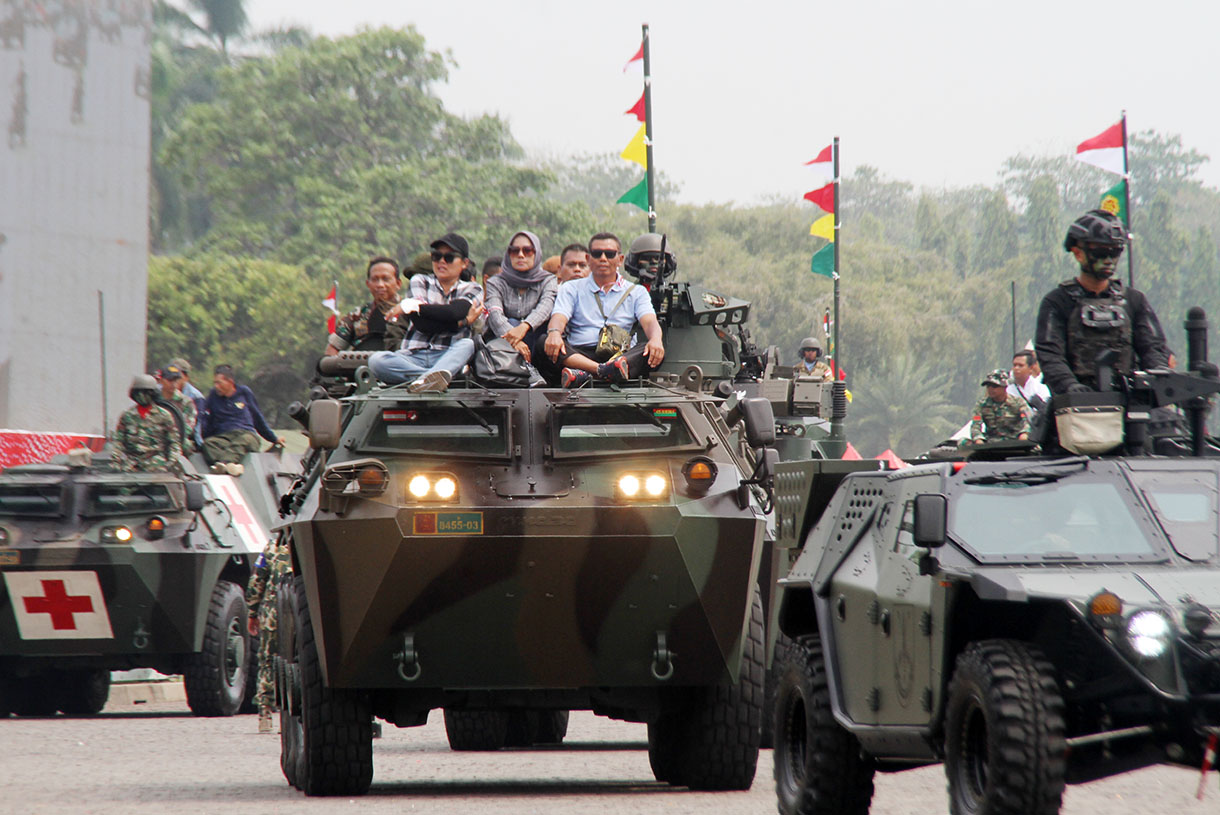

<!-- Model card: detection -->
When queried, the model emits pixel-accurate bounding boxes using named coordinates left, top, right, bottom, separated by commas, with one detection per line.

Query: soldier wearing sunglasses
left=1035, top=209, right=1168, bottom=395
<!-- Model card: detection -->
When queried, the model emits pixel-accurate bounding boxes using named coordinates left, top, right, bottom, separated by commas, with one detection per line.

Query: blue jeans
left=368, top=339, right=475, bottom=385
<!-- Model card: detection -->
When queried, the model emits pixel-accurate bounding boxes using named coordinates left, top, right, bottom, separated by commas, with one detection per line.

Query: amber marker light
left=1088, top=590, right=1124, bottom=628
left=682, top=457, right=718, bottom=494
left=146, top=517, right=166, bottom=540
left=357, top=466, right=388, bottom=495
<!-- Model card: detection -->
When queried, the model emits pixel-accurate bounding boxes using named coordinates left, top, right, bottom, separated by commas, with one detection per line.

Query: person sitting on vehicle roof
left=111, top=374, right=182, bottom=473
left=960, top=369, right=1030, bottom=448
left=200, top=365, right=284, bottom=476
left=157, top=363, right=197, bottom=454
left=368, top=232, right=484, bottom=393
left=324, top=257, right=408, bottom=356
left=484, top=231, right=558, bottom=364
left=536, top=232, right=665, bottom=387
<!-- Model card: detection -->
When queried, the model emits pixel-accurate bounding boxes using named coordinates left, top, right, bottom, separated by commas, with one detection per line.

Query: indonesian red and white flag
left=803, top=143, right=835, bottom=185
left=4, top=571, right=114, bottom=639
left=623, top=42, right=643, bottom=72
left=322, top=282, right=339, bottom=335
left=1075, top=122, right=1125, bottom=175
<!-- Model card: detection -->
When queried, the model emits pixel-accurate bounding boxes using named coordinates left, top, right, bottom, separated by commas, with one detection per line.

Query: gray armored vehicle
left=271, top=235, right=873, bottom=796
left=0, top=446, right=294, bottom=717
left=772, top=310, right=1220, bottom=814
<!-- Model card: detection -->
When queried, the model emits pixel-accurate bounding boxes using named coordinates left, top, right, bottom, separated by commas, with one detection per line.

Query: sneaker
left=597, top=356, right=632, bottom=383
left=224, top=462, right=244, bottom=477
left=408, top=370, right=452, bottom=393
left=561, top=367, right=591, bottom=388
left=209, top=463, right=227, bottom=474
left=258, top=710, right=273, bottom=734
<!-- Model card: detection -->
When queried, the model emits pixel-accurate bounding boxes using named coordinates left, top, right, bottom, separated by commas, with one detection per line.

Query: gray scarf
left=498, top=231, right=548, bottom=287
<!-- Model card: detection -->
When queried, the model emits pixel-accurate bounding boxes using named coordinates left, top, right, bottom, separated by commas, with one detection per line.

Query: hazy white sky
left=246, top=0, right=1220, bottom=206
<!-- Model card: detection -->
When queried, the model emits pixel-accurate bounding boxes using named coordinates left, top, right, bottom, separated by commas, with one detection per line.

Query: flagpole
left=1120, top=110, right=1134, bottom=289
left=832, top=136, right=840, bottom=383
left=642, top=23, right=656, bottom=233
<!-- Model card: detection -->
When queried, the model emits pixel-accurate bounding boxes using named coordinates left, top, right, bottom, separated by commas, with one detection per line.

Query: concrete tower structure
left=0, top=1, right=151, bottom=436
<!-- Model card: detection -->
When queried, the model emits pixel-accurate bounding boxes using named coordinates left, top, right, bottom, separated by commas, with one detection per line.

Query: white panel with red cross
left=203, top=474, right=272, bottom=554
left=4, top=571, right=115, bottom=640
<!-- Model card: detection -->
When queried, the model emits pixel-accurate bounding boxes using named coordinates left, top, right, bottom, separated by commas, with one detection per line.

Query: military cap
left=169, top=357, right=191, bottom=374
left=161, top=364, right=184, bottom=381
left=981, top=369, right=1010, bottom=387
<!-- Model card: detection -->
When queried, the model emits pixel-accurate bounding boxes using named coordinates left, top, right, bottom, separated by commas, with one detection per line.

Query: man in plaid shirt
left=369, top=232, right=483, bottom=393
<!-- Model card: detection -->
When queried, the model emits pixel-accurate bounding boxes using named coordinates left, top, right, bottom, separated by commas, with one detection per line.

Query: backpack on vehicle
left=471, top=336, right=544, bottom=388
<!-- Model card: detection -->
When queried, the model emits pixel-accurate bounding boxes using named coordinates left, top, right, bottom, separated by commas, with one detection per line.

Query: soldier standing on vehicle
left=158, top=364, right=197, bottom=454
left=111, top=375, right=182, bottom=472
left=324, top=257, right=407, bottom=356
left=1035, top=209, right=1169, bottom=395
left=961, top=369, right=1030, bottom=447
left=246, top=534, right=291, bottom=734
left=795, top=337, right=833, bottom=381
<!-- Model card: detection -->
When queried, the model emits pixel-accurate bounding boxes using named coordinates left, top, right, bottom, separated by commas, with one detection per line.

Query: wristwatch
left=546, top=328, right=562, bottom=334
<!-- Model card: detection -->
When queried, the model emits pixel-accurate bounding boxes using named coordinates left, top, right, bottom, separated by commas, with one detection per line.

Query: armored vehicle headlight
left=101, top=525, right=133, bottom=544
left=1127, top=610, right=1172, bottom=658
left=146, top=516, right=166, bottom=540
left=405, top=472, right=460, bottom=503
left=616, top=472, right=669, bottom=500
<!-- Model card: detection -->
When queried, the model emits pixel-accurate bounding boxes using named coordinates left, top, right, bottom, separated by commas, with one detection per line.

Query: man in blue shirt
left=537, top=232, right=665, bottom=387
left=199, top=365, right=284, bottom=475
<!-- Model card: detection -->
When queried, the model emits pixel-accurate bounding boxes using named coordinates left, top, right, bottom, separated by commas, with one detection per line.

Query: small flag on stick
left=621, top=125, right=648, bottom=168
left=617, top=177, right=649, bottom=211
left=625, top=92, right=646, bottom=122
left=810, top=213, right=834, bottom=240
left=1098, top=179, right=1127, bottom=225
left=804, top=183, right=835, bottom=213
left=811, top=244, right=834, bottom=278
left=322, top=282, right=339, bottom=335
left=623, top=42, right=643, bottom=72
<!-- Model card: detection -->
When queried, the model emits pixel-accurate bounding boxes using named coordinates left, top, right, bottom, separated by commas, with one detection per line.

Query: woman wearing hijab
left=484, top=231, right=558, bottom=362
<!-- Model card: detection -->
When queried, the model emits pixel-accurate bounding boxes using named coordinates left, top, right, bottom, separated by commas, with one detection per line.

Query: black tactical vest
left=1061, top=279, right=1133, bottom=384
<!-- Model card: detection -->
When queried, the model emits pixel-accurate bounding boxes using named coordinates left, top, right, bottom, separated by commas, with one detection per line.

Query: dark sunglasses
left=431, top=251, right=464, bottom=263
left=589, top=249, right=619, bottom=259
left=1084, top=244, right=1123, bottom=260
left=508, top=246, right=535, bottom=256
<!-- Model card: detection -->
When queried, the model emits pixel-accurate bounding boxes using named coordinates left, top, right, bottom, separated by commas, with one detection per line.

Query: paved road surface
left=1, top=698, right=1211, bottom=815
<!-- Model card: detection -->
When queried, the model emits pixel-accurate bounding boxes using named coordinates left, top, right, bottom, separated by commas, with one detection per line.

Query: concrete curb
left=108, top=679, right=186, bottom=706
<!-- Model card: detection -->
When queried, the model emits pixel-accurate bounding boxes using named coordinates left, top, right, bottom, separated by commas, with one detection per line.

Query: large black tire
left=535, top=710, right=570, bottom=744
left=279, top=575, right=305, bottom=789
left=57, top=669, right=111, bottom=715
left=444, top=709, right=510, bottom=751
left=774, top=634, right=875, bottom=815
left=944, top=640, right=1066, bottom=815
left=647, top=713, right=684, bottom=785
left=762, top=630, right=798, bottom=749
left=183, top=581, right=251, bottom=717
left=665, top=586, right=766, bottom=790
left=295, top=576, right=373, bottom=796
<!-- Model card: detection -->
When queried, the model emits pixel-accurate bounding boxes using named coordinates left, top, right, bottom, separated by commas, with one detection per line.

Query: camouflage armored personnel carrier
left=772, top=309, right=1220, bottom=814
left=0, top=446, right=295, bottom=717
left=271, top=236, right=876, bottom=796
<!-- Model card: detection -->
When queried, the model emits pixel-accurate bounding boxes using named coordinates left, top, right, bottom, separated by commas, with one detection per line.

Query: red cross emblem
left=24, top=579, right=94, bottom=630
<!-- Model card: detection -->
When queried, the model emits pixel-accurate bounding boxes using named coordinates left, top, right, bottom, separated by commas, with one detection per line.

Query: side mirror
left=309, top=399, right=343, bottom=450
left=740, top=397, right=776, bottom=449
left=184, top=481, right=205, bottom=512
left=912, top=493, right=948, bottom=548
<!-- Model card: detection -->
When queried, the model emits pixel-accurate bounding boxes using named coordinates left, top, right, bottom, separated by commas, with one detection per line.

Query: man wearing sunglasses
left=369, top=232, right=483, bottom=393
left=537, top=232, right=665, bottom=386
left=1035, top=209, right=1168, bottom=395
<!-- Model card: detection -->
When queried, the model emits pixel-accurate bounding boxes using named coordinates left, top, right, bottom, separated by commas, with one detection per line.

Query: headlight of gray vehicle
left=1125, top=609, right=1174, bottom=659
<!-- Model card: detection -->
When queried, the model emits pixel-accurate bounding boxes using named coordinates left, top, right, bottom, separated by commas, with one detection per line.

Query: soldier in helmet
left=961, top=369, right=1031, bottom=447
left=110, top=374, right=183, bottom=472
left=796, top=337, right=832, bottom=381
left=1035, top=209, right=1169, bottom=395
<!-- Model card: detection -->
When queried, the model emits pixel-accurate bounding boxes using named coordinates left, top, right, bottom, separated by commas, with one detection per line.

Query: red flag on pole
left=625, top=91, right=645, bottom=122
left=804, top=144, right=833, bottom=166
left=803, top=183, right=835, bottom=213
left=623, top=42, right=643, bottom=72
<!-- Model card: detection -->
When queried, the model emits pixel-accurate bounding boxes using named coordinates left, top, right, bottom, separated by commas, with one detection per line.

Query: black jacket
left=1035, top=278, right=1169, bottom=395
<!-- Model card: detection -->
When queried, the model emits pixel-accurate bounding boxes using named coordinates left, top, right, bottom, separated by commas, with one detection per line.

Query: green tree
left=160, top=27, right=593, bottom=277
left=850, top=355, right=960, bottom=457
left=155, top=0, right=248, bottom=59
left=147, top=255, right=318, bottom=424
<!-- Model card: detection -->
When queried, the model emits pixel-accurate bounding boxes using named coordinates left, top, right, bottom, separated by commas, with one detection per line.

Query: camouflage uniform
left=162, top=390, right=198, bottom=455
left=798, top=359, right=833, bottom=381
left=968, top=393, right=1031, bottom=443
left=245, top=535, right=292, bottom=713
left=329, top=300, right=407, bottom=352
left=110, top=405, right=182, bottom=472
